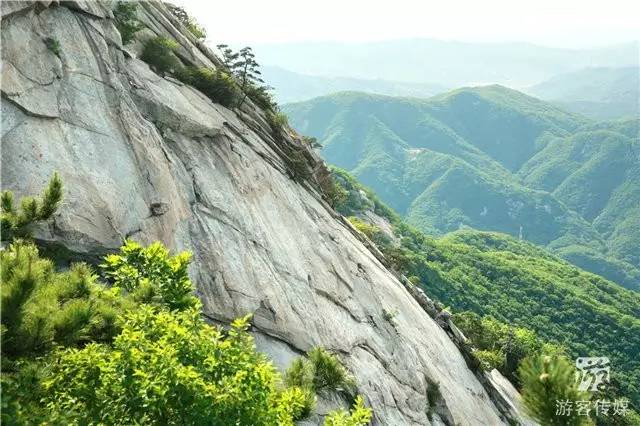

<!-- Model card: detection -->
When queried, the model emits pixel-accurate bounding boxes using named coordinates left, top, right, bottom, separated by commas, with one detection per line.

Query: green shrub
left=519, top=355, right=591, bottom=426
left=101, top=240, right=199, bottom=311
left=55, top=263, right=93, bottom=303
left=140, top=36, right=181, bottom=75
left=271, top=111, right=289, bottom=128
left=382, top=308, right=397, bottom=325
left=285, top=357, right=315, bottom=389
left=1, top=360, right=49, bottom=424
left=323, top=395, right=373, bottom=426
left=348, top=217, right=389, bottom=247
left=285, top=347, right=353, bottom=395
left=44, top=311, right=306, bottom=425
left=175, top=66, right=238, bottom=107
left=324, top=177, right=349, bottom=208
left=245, top=83, right=277, bottom=111
left=473, top=349, right=504, bottom=371
left=1, top=241, right=56, bottom=355
left=284, top=386, right=316, bottom=421
left=52, top=299, right=94, bottom=346
left=1, top=173, right=62, bottom=241
left=308, top=347, right=352, bottom=392
left=0, top=241, right=129, bottom=356
left=113, top=2, right=142, bottom=44
left=44, top=37, right=61, bottom=56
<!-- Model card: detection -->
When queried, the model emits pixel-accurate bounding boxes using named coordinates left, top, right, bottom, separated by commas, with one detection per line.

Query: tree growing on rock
left=1, top=173, right=62, bottom=241
left=216, top=44, right=274, bottom=109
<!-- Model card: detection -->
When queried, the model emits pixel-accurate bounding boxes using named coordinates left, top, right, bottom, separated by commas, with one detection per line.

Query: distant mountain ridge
left=253, top=39, right=639, bottom=87
left=528, top=66, right=640, bottom=119
left=284, top=87, right=640, bottom=290
left=262, top=66, right=447, bottom=104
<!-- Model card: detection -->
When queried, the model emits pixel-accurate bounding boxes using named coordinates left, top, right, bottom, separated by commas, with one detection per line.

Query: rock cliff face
left=1, top=2, right=530, bottom=424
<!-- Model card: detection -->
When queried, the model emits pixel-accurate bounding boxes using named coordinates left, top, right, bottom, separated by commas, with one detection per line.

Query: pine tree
left=1, top=173, right=62, bottom=241
left=216, top=45, right=269, bottom=108
left=519, top=355, right=592, bottom=425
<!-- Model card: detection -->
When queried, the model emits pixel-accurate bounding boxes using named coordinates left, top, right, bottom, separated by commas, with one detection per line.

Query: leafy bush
left=44, top=311, right=306, bottom=425
left=348, top=217, right=390, bottom=247
left=519, top=355, right=591, bottom=425
left=101, top=240, right=199, bottom=311
left=1, top=173, right=62, bottom=241
left=323, top=395, right=373, bottom=426
left=44, top=37, right=61, bottom=56
left=245, top=83, right=277, bottom=111
left=140, top=36, right=181, bottom=75
left=1, top=176, right=374, bottom=423
left=324, top=177, right=349, bottom=208
left=473, top=349, right=505, bottom=371
left=175, top=66, right=238, bottom=107
left=113, top=2, right=142, bottom=44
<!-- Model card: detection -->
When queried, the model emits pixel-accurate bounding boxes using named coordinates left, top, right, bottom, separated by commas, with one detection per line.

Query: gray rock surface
left=1, top=2, right=533, bottom=424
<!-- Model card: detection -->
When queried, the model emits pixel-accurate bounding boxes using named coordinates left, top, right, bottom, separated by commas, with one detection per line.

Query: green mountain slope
left=284, top=88, right=640, bottom=290
left=528, top=67, right=640, bottom=120
left=332, top=168, right=640, bottom=409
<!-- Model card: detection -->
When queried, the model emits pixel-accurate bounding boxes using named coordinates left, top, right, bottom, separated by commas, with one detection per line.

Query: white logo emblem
left=575, top=357, right=610, bottom=392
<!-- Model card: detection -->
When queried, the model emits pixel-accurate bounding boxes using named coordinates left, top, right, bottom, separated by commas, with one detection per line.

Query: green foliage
left=140, top=36, right=181, bottom=75
left=113, top=2, right=142, bottom=45
left=1, top=173, right=62, bottom=241
left=519, top=355, right=592, bottom=425
left=44, top=37, right=61, bottom=56
left=245, top=82, right=278, bottom=111
left=101, top=240, right=199, bottom=311
left=0, top=241, right=127, bottom=357
left=348, top=216, right=389, bottom=247
left=329, top=168, right=640, bottom=407
left=382, top=308, right=398, bottom=325
left=166, top=3, right=206, bottom=39
left=266, top=110, right=290, bottom=135
left=323, top=395, right=373, bottom=426
left=284, top=90, right=640, bottom=290
left=43, top=310, right=305, bottom=425
left=453, top=311, right=560, bottom=382
left=2, top=230, right=372, bottom=423
left=175, top=66, right=238, bottom=107
left=285, top=347, right=353, bottom=394
left=308, top=347, right=353, bottom=392
left=217, top=44, right=274, bottom=110
left=285, top=357, right=315, bottom=389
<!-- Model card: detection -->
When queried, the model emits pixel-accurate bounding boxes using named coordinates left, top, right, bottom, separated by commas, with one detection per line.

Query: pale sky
left=173, top=0, right=640, bottom=48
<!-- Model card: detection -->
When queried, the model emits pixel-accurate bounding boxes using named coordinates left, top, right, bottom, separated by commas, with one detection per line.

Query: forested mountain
left=253, top=39, right=639, bottom=87
left=331, top=168, right=640, bottom=411
left=261, top=66, right=447, bottom=103
left=528, top=66, right=640, bottom=119
left=284, top=87, right=640, bottom=290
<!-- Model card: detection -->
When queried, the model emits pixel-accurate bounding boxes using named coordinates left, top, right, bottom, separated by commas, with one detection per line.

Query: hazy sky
left=173, top=0, right=640, bottom=47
